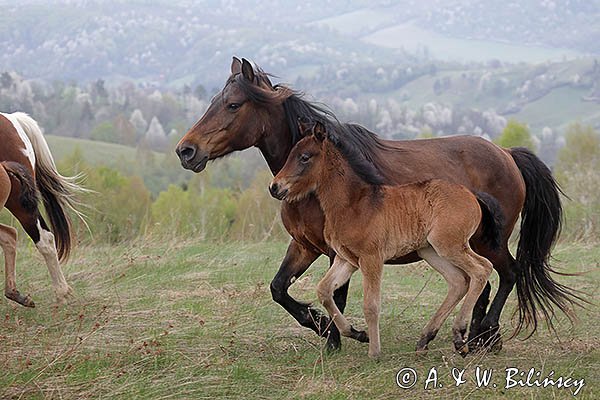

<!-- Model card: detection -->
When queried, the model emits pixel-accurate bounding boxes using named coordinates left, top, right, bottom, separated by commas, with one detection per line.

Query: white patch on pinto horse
left=35, top=220, right=72, bottom=300
left=0, top=112, right=36, bottom=169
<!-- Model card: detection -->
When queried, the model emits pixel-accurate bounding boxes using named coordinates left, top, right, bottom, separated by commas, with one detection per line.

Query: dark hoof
left=415, top=344, right=428, bottom=356
left=325, top=328, right=342, bottom=353
left=6, top=291, right=35, bottom=308
left=480, top=325, right=502, bottom=350
left=489, top=334, right=502, bottom=352
left=467, top=326, right=482, bottom=348
left=454, top=340, right=469, bottom=357
left=469, top=325, right=502, bottom=353
left=349, top=326, right=369, bottom=343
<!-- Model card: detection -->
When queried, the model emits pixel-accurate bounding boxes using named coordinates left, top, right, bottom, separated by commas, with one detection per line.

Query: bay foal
left=270, top=121, right=503, bottom=357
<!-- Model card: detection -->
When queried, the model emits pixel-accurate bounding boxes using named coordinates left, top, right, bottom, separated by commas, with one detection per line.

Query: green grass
left=0, top=240, right=598, bottom=399
left=513, top=86, right=600, bottom=132
left=45, top=136, right=165, bottom=167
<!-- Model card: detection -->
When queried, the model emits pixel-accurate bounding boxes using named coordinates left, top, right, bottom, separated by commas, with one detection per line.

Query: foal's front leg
left=359, top=256, right=384, bottom=358
left=316, top=258, right=368, bottom=343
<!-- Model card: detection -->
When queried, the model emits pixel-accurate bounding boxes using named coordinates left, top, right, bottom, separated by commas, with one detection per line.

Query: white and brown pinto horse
left=0, top=112, right=85, bottom=307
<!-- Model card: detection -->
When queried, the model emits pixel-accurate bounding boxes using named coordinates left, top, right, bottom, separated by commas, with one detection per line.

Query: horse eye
left=228, top=103, right=241, bottom=111
left=300, top=153, right=311, bottom=163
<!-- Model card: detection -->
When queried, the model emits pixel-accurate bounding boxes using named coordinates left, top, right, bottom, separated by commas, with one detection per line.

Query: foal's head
left=269, top=120, right=329, bottom=202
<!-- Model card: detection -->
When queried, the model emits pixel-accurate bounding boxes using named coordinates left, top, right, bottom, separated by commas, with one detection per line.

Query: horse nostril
left=177, top=144, right=197, bottom=162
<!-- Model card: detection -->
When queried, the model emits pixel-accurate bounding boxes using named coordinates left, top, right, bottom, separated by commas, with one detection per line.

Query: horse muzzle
left=269, top=182, right=288, bottom=201
left=175, top=143, right=209, bottom=172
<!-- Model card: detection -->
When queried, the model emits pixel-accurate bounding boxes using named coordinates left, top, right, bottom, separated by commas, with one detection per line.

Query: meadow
left=0, top=239, right=597, bottom=399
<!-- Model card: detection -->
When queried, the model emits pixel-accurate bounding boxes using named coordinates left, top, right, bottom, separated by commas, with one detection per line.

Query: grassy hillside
left=46, top=136, right=164, bottom=167
left=362, top=20, right=584, bottom=63
left=0, top=240, right=597, bottom=399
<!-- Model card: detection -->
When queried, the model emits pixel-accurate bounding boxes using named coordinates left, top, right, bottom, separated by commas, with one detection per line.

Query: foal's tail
left=1, top=161, right=39, bottom=214
left=509, top=147, right=585, bottom=337
left=12, top=112, right=87, bottom=261
left=475, top=191, right=504, bottom=251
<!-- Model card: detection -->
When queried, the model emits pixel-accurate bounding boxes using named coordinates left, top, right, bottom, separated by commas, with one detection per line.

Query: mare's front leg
left=0, top=224, right=35, bottom=307
left=270, top=240, right=338, bottom=340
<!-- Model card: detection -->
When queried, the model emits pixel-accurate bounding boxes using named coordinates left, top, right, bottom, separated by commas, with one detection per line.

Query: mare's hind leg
left=474, top=249, right=517, bottom=350
left=416, top=246, right=469, bottom=354
left=0, top=224, right=35, bottom=307
left=316, top=258, right=368, bottom=343
left=468, top=281, right=491, bottom=348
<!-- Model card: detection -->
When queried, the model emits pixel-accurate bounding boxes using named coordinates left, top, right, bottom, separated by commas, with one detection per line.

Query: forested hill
left=1, top=0, right=599, bottom=87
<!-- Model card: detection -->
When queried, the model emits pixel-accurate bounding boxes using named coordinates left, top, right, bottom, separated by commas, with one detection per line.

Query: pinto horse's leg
left=0, top=224, right=35, bottom=307
left=35, top=219, right=73, bottom=303
left=269, top=240, right=335, bottom=335
left=9, top=207, right=73, bottom=304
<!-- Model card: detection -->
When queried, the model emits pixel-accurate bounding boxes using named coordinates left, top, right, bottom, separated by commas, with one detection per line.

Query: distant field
left=45, top=136, right=164, bottom=166
left=0, top=240, right=597, bottom=399
left=513, top=87, right=600, bottom=132
left=362, top=21, right=586, bottom=64
left=313, top=8, right=397, bottom=36
left=316, top=7, right=592, bottom=63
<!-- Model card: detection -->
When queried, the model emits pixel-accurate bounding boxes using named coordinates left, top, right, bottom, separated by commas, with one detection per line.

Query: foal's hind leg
left=416, top=246, right=469, bottom=354
left=444, top=248, right=494, bottom=356
left=0, top=224, right=35, bottom=307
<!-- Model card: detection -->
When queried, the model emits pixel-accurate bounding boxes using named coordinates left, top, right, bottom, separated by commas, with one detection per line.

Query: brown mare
left=270, top=120, right=504, bottom=357
left=176, top=58, right=580, bottom=350
left=0, top=112, right=85, bottom=306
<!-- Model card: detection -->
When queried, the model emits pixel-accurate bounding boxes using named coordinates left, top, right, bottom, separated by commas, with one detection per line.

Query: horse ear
left=241, top=58, right=256, bottom=83
left=297, top=117, right=312, bottom=136
left=231, top=57, right=242, bottom=74
left=313, top=121, right=326, bottom=142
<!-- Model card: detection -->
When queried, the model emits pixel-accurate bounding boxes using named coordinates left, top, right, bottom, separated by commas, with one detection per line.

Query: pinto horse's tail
left=509, top=147, right=585, bottom=337
left=12, top=112, right=87, bottom=261
left=2, top=161, right=39, bottom=214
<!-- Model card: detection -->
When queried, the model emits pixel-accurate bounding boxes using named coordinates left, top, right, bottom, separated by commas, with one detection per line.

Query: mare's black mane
left=232, top=68, right=393, bottom=186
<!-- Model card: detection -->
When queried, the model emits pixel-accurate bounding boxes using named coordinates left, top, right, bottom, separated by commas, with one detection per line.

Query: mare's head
left=269, top=119, right=328, bottom=202
left=176, top=57, right=291, bottom=172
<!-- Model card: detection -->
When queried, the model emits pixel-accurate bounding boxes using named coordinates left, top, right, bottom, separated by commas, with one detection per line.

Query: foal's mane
left=232, top=67, right=394, bottom=186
